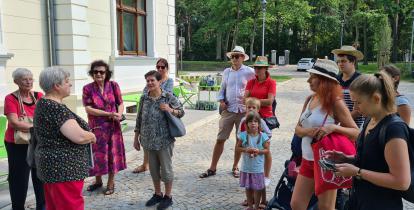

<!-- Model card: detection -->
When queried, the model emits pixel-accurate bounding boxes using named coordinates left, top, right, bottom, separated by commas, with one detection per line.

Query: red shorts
left=44, top=180, right=84, bottom=210
left=299, top=158, right=314, bottom=178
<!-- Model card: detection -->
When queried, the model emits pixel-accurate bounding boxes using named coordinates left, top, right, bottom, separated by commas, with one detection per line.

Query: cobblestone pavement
left=20, top=77, right=414, bottom=210
left=83, top=78, right=311, bottom=210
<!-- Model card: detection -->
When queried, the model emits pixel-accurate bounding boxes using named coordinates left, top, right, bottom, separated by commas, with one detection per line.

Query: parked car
left=297, top=58, right=315, bottom=71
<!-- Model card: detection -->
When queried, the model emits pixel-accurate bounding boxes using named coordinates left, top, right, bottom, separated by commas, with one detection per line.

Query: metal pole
left=410, top=10, right=414, bottom=78
left=262, top=0, right=266, bottom=56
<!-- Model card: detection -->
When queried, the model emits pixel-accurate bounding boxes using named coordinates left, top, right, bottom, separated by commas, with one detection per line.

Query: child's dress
left=238, top=131, right=269, bottom=190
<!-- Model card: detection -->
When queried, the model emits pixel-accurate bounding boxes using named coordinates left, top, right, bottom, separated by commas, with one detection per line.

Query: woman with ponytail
left=328, top=71, right=411, bottom=210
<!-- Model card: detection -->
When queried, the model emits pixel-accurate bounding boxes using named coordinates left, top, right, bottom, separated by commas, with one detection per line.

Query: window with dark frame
left=116, top=0, right=147, bottom=56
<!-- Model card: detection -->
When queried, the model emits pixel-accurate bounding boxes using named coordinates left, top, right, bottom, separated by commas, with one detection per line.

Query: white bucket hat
left=226, top=46, right=249, bottom=61
left=306, top=59, right=339, bottom=83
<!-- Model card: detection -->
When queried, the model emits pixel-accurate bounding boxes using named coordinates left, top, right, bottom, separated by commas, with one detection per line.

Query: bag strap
left=379, top=115, right=407, bottom=148
left=14, top=91, right=36, bottom=117
left=110, top=81, right=120, bottom=106
left=321, top=113, right=329, bottom=127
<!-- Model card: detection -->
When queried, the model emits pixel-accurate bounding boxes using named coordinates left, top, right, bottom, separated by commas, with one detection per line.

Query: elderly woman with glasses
left=133, top=58, right=174, bottom=174
left=82, top=60, right=127, bottom=195
left=34, top=67, right=96, bottom=210
left=3, top=68, right=45, bottom=210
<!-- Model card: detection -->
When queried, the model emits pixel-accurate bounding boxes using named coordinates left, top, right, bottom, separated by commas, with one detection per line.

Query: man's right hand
left=220, top=101, right=227, bottom=110
left=133, top=133, right=141, bottom=151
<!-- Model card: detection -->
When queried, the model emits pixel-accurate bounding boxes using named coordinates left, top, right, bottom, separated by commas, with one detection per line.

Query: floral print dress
left=82, top=81, right=127, bottom=176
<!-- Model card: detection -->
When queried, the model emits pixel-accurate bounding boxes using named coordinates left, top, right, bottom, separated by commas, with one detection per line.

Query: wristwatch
left=355, top=168, right=362, bottom=180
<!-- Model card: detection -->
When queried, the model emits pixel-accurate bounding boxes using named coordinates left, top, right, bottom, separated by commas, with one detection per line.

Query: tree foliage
left=176, top=0, right=414, bottom=63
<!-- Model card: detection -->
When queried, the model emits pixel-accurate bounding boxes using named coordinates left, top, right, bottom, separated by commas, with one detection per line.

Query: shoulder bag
left=14, top=91, right=37, bottom=144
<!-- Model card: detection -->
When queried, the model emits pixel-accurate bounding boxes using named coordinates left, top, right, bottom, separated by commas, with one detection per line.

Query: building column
left=167, top=0, right=176, bottom=78
left=55, top=0, right=90, bottom=114
left=0, top=0, right=14, bottom=100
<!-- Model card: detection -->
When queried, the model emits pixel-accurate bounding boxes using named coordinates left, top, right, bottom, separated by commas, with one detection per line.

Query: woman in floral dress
left=82, top=60, right=127, bottom=195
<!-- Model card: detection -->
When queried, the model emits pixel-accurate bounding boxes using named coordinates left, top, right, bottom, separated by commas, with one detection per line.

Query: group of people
left=2, top=44, right=412, bottom=210
left=3, top=58, right=181, bottom=210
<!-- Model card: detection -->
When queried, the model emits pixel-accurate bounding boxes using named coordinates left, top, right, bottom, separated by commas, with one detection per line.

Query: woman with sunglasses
left=133, top=58, right=174, bottom=174
left=82, top=60, right=127, bottom=195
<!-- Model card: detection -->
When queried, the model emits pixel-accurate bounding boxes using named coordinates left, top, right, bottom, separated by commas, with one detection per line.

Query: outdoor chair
left=173, top=84, right=197, bottom=108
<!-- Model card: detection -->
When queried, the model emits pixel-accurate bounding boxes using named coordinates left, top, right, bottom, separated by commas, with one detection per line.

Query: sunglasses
left=93, top=70, right=106, bottom=75
left=231, top=54, right=242, bottom=59
left=156, top=65, right=166, bottom=70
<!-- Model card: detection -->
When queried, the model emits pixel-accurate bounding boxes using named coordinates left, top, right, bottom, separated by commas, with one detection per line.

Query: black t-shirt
left=349, top=115, right=409, bottom=210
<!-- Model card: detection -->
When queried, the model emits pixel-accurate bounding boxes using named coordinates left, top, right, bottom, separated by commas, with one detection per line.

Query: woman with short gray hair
left=34, top=67, right=96, bottom=210
left=3, top=68, right=45, bottom=210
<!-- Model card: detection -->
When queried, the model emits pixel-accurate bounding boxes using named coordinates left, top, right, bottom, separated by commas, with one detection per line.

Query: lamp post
left=410, top=9, right=414, bottom=78
left=340, top=19, right=345, bottom=47
left=261, top=0, right=267, bottom=56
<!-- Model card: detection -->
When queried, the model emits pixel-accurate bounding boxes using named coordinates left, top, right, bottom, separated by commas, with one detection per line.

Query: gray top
left=143, top=78, right=174, bottom=94
left=396, top=94, right=410, bottom=106
left=135, top=91, right=184, bottom=151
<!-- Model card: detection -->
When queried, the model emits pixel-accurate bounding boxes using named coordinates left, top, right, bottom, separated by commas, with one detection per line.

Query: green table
left=197, top=85, right=221, bottom=102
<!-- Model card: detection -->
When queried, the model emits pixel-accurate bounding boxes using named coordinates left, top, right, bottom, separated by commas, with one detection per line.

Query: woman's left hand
left=335, top=163, right=359, bottom=177
left=160, top=103, right=173, bottom=113
left=315, top=124, right=336, bottom=140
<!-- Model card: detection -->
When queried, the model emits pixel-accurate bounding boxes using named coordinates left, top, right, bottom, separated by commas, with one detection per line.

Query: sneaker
left=264, top=177, right=271, bottom=187
left=145, top=193, right=163, bottom=207
left=157, top=195, right=173, bottom=210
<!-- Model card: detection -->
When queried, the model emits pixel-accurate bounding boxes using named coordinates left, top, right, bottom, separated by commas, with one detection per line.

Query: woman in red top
left=3, top=68, right=45, bottom=210
left=244, top=56, right=276, bottom=207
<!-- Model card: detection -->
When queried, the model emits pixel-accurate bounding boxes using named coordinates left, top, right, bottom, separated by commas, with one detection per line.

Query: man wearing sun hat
left=332, top=45, right=365, bottom=128
left=199, top=46, right=255, bottom=179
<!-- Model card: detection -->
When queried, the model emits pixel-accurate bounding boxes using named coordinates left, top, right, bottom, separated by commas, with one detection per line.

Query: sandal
left=103, top=185, right=115, bottom=195
left=232, top=167, right=240, bottom=178
left=241, top=199, right=248, bottom=206
left=258, top=203, right=267, bottom=210
left=86, top=182, right=103, bottom=192
left=199, top=169, right=216, bottom=178
left=132, top=165, right=148, bottom=174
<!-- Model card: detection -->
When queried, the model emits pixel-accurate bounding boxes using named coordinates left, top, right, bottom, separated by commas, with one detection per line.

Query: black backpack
left=379, top=115, right=414, bottom=202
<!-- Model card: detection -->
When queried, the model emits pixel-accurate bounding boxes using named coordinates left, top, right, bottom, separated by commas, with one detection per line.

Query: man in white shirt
left=199, top=46, right=255, bottom=179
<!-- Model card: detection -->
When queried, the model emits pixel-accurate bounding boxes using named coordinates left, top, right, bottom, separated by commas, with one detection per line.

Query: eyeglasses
left=93, top=70, right=106, bottom=75
left=231, top=54, right=241, bottom=59
left=156, top=65, right=166, bottom=70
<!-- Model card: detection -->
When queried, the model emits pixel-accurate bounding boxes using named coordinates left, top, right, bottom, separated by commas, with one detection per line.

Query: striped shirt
left=338, top=72, right=365, bottom=128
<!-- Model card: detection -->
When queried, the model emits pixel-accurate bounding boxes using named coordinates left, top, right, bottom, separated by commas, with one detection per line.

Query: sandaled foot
left=86, top=182, right=103, bottom=192
left=232, top=167, right=240, bottom=178
left=132, top=165, right=148, bottom=174
left=258, top=203, right=267, bottom=210
left=103, top=185, right=115, bottom=195
left=199, top=169, right=216, bottom=178
left=241, top=199, right=248, bottom=206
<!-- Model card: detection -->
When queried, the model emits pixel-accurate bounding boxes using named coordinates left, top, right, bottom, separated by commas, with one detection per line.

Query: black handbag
left=263, top=116, right=280, bottom=130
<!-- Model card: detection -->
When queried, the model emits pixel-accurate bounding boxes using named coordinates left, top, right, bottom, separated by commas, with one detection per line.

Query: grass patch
left=358, top=62, right=413, bottom=82
left=271, top=75, right=292, bottom=83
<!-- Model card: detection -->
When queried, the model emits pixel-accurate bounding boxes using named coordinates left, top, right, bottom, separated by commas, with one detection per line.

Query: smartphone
left=319, top=159, right=337, bottom=172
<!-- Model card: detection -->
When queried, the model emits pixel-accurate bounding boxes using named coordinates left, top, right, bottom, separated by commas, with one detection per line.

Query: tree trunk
left=223, top=28, right=231, bottom=61
left=249, top=17, right=257, bottom=62
left=391, top=0, right=399, bottom=62
left=216, top=31, right=222, bottom=60
left=363, top=17, right=368, bottom=65
left=187, top=15, right=192, bottom=52
left=231, top=0, right=242, bottom=49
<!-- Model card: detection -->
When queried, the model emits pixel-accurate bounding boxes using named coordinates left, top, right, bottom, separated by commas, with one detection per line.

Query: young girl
left=330, top=72, right=410, bottom=210
left=236, top=111, right=270, bottom=210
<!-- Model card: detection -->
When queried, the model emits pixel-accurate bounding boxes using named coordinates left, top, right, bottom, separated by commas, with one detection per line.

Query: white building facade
left=0, top=0, right=176, bottom=113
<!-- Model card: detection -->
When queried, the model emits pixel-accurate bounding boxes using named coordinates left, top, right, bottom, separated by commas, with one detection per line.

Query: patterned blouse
left=135, top=91, right=184, bottom=151
left=34, top=98, right=90, bottom=183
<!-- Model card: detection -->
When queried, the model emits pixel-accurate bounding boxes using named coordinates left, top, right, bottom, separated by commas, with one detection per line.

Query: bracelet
left=355, top=168, right=362, bottom=180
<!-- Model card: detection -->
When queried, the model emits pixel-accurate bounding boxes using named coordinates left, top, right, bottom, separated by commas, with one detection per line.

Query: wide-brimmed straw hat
left=331, top=45, right=364, bottom=61
left=226, top=46, right=249, bottom=61
left=306, top=59, right=339, bottom=83
left=252, top=56, right=269, bottom=67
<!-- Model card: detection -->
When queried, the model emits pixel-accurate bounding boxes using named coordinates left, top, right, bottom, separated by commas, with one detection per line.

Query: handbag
left=263, top=115, right=280, bottom=130
left=110, top=81, right=126, bottom=122
left=26, top=127, right=37, bottom=168
left=14, top=91, right=36, bottom=144
left=164, top=111, right=186, bottom=137
left=311, top=114, right=356, bottom=195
